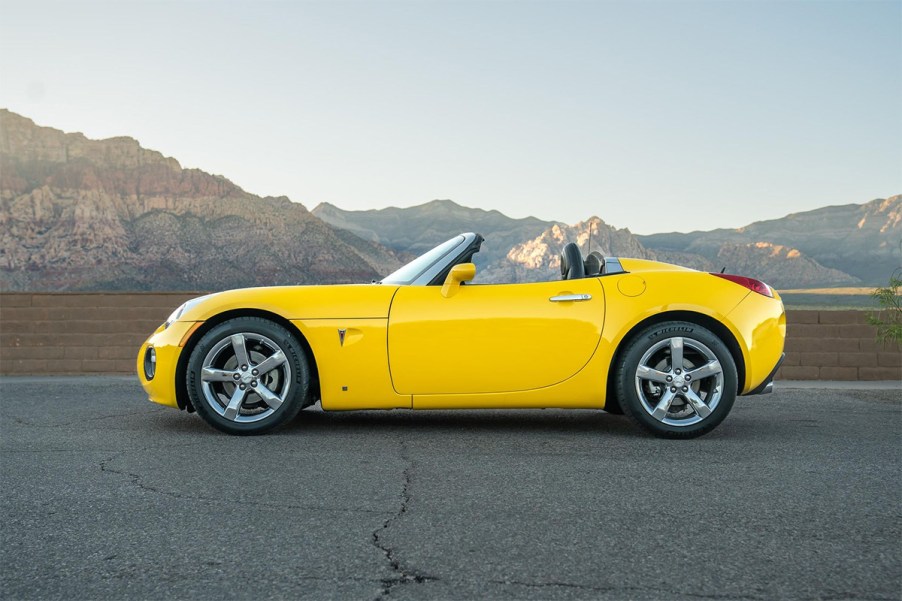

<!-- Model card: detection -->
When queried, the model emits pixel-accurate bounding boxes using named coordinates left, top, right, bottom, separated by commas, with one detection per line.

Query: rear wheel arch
left=605, top=310, right=746, bottom=411
left=175, top=308, right=320, bottom=412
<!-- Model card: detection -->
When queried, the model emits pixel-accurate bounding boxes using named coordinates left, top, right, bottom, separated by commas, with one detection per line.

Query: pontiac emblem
left=338, top=328, right=347, bottom=347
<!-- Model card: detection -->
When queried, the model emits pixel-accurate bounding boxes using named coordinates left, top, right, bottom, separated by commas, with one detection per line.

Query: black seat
left=560, top=243, right=585, bottom=280
left=584, top=251, right=605, bottom=276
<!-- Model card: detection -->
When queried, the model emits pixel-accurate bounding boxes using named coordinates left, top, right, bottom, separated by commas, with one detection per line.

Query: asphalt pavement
left=0, top=376, right=899, bottom=601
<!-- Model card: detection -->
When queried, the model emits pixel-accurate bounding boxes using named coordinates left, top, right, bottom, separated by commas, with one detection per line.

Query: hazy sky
left=1, top=0, right=899, bottom=234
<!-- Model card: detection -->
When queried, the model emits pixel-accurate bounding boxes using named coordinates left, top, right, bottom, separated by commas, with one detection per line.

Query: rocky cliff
left=314, top=198, right=552, bottom=256
left=639, top=196, right=901, bottom=286
left=313, top=200, right=654, bottom=283
left=483, top=217, right=655, bottom=282
left=313, top=199, right=557, bottom=280
left=2, top=109, right=892, bottom=291
left=313, top=198, right=880, bottom=288
left=0, top=110, right=402, bottom=291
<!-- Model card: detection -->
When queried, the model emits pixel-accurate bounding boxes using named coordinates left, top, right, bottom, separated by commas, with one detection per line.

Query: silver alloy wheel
left=634, top=336, right=724, bottom=427
left=199, top=332, right=292, bottom=423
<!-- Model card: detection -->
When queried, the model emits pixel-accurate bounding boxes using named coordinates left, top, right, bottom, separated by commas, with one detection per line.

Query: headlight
left=163, top=295, right=211, bottom=329
left=164, top=303, right=187, bottom=329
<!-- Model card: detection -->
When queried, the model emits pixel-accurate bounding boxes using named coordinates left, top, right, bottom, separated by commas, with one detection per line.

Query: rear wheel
left=616, top=321, right=737, bottom=439
left=187, top=317, right=310, bottom=435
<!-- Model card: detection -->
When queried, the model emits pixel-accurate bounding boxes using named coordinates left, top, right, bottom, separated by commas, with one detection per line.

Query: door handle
left=549, top=294, right=592, bottom=302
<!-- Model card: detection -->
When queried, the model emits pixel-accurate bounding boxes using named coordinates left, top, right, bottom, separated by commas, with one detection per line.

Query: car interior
left=561, top=243, right=606, bottom=280
left=408, top=234, right=615, bottom=286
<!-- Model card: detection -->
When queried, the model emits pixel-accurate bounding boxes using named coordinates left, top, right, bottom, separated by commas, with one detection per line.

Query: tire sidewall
left=617, top=321, right=738, bottom=438
left=187, top=317, right=309, bottom=435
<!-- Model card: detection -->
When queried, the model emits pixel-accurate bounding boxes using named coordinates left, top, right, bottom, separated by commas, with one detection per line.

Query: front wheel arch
left=175, top=309, right=320, bottom=412
left=605, top=310, right=746, bottom=412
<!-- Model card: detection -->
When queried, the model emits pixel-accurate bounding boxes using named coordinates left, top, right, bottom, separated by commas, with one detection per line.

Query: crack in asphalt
left=490, top=579, right=624, bottom=594
left=490, top=579, right=767, bottom=599
left=94, top=570, right=382, bottom=586
left=371, top=439, right=438, bottom=599
left=98, top=454, right=389, bottom=515
left=490, top=580, right=897, bottom=601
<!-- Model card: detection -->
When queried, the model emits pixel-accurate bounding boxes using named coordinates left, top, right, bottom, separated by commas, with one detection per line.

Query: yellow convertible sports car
left=137, top=233, right=785, bottom=438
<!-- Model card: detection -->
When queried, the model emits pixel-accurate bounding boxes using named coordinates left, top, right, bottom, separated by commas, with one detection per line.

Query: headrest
left=584, top=251, right=605, bottom=276
left=560, top=243, right=586, bottom=280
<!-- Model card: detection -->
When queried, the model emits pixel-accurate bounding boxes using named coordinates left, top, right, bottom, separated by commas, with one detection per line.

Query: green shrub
left=868, top=272, right=902, bottom=344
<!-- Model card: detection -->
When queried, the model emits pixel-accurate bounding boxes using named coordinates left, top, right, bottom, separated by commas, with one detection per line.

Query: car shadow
left=279, top=407, right=641, bottom=437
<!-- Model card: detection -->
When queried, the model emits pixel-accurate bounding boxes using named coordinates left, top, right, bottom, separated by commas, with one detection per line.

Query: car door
left=387, top=278, right=605, bottom=396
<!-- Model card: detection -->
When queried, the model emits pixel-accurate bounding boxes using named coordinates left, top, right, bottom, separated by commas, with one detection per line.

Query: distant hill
left=487, top=217, right=656, bottom=283
left=638, top=196, right=900, bottom=286
left=0, top=110, right=402, bottom=291
left=1, top=109, right=894, bottom=291
left=314, top=197, right=892, bottom=287
left=312, top=199, right=553, bottom=273
left=313, top=200, right=654, bottom=283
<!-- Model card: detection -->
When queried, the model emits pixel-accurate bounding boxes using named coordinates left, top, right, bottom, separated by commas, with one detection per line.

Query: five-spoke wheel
left=187, top=317, right=310, bottom=435
left=617, top=321, right=737, bottom=438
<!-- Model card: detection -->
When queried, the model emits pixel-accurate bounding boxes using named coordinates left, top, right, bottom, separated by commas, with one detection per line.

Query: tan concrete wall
left=1, top=294, right=900, bottom=380
left=0, top=293, right=200, bottom=374
left=776, top=309, right=901, bottom=381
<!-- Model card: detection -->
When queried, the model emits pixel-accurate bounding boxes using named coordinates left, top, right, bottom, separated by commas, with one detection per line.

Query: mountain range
left=315, top=197, right=899, bottom=288
left=638, top=198, right=900, bottom=286
left=1, top=108, right=898, bottom=291
left=0, top=109, right=402, bottom=291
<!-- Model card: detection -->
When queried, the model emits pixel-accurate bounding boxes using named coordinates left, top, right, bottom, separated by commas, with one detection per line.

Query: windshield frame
left=381, top=233, right=481, bottom=286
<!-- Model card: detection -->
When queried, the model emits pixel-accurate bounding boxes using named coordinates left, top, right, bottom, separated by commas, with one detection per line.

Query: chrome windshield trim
left=410, top=232, right=480, bottom=286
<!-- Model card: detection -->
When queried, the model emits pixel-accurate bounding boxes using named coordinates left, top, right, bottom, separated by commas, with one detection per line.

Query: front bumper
left=136, top=321, right=198, bottom=409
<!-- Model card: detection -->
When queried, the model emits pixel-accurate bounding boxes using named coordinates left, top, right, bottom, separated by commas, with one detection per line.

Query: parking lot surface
left=1, top=376, right=899, bottom=600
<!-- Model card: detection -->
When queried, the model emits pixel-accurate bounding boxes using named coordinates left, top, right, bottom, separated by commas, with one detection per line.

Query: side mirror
left=441, top=263, right=476, bottom=298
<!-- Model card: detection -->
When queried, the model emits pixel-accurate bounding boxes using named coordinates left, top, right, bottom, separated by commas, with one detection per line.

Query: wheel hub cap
left=634, top=336, right=724, bottom=427
left=199, top=332, right=292, bottom=423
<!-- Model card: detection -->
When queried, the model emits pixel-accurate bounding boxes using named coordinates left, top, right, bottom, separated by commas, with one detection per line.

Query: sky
left=0, top=0, right=899, bottom=234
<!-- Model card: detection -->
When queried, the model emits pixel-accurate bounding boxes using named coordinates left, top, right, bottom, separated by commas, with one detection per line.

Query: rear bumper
left=744, top=353, right=784, bottom=396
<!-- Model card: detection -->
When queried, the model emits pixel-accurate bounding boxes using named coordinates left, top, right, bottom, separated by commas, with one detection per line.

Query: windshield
left=381, top=235, right=465, bottom=285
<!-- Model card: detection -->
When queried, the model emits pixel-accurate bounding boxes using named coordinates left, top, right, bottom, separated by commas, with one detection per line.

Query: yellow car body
left=138, top=236, right=785, bottom=437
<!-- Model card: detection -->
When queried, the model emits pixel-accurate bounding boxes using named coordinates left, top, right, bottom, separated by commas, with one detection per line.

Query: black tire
left=602, top=390, right=624, bottom=414
left=187, top=317, right=310, bottom=435
left=616, top=320, right=737, bottom=439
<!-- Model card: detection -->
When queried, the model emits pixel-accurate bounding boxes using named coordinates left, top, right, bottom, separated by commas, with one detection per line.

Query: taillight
left=711, top=273, right=774, bottom=298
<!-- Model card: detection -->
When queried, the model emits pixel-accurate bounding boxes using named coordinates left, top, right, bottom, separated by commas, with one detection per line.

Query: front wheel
left=186, top=317, right=310, bottom=435
left=616, top=321, right=738, bottom=439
